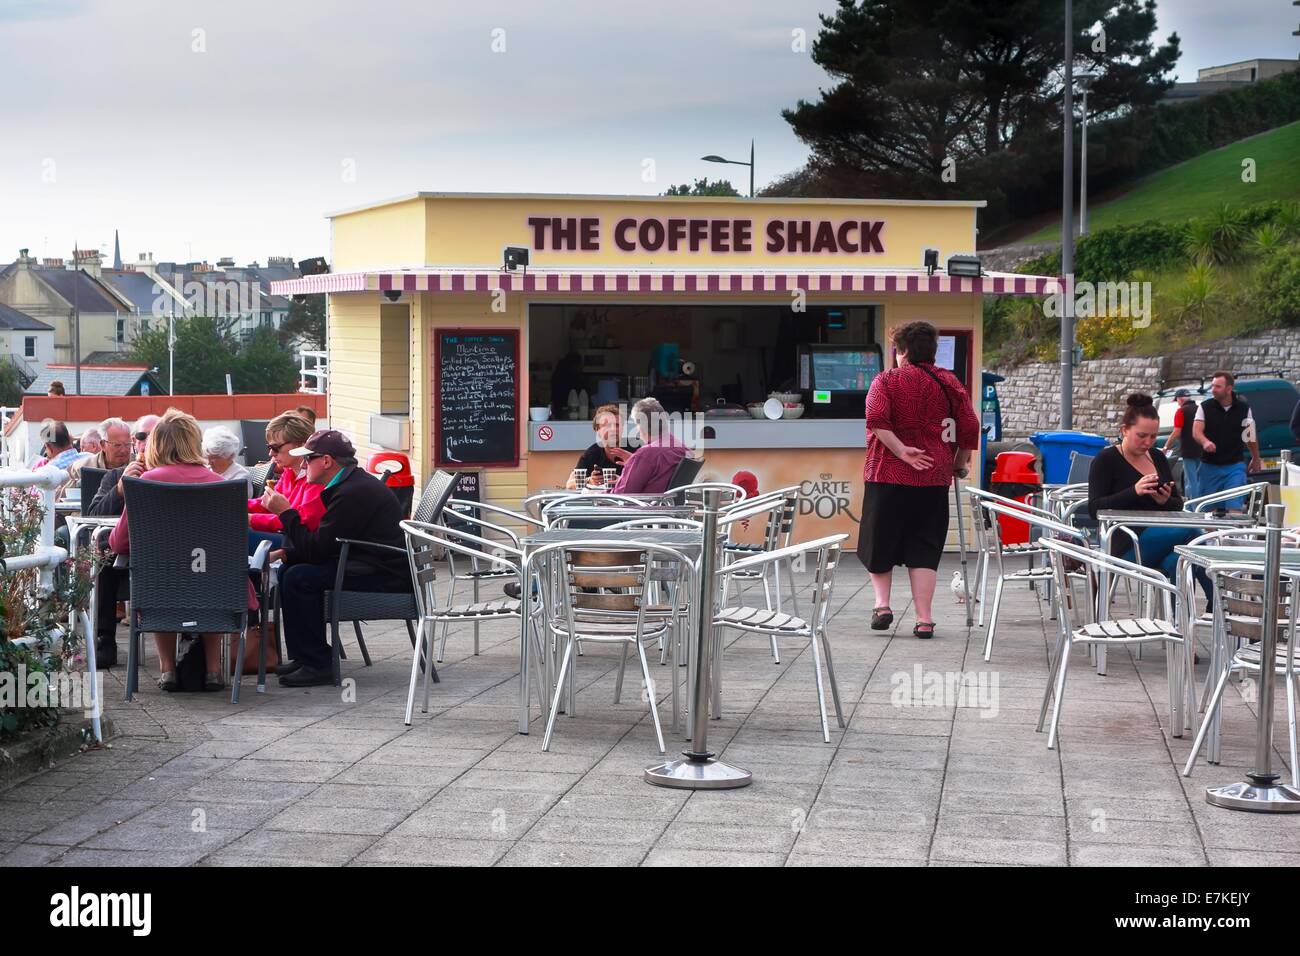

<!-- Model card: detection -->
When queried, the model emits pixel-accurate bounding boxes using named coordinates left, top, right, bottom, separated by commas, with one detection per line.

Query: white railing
left=298, top=349, right=328, bottom=394
left=0, top=465, right=69, bottom=592
left=0, top=463, right=102, bottom=740
left=0, top=406, right=19, bottom=470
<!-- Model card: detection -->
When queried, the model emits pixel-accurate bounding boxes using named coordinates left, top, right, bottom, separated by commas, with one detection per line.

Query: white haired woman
left=203, top=425, right=252, bottom=494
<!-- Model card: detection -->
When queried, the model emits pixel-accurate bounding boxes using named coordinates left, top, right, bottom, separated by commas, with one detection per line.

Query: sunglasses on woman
left=267, top=442, right=289, bottom=453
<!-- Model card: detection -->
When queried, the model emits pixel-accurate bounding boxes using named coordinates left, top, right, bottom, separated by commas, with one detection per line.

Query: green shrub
left=1255, top=244, right=1300, bottom=324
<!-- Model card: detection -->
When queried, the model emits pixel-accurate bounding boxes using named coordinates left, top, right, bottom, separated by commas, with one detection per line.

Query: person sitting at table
left=203, top=425, right=253, bottom=495
left=87, top=414, right=160, bottom=517
left=611, top=398, right=688, bottom=496
left=258, top=428, right=411, bottom=687
left=78, top=427, right=102, bottom=457
left=82, top=413, right=159, bottom=667
left=36, top=419, right=84, bottom=471
left=1088, top=393, right=1207, bottom=589
left=565, top=403, right=631, bottom=489
left=68, top=417, right=132, bottom=481
left=107, top=409, right=255, bottom=692
left=246, top=412, right=324, bottom=553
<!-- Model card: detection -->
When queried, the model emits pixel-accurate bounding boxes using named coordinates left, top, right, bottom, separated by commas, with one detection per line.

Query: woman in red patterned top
left=858, top=321, right=980, bottom=638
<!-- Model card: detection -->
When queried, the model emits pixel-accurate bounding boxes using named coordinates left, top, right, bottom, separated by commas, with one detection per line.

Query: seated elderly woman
left=247, top=411, right=324, bottom=553
left=108, top=408, right=256, bottom=692
left=203, top=425, right=252, bottom=494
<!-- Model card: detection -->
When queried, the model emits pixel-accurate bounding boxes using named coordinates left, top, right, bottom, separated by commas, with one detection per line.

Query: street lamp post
left=1078, top=72, right=1096, bottom=237
left=1060, top=0, right=1075, bottom=430
left=701, top=140, right=755, bottom=197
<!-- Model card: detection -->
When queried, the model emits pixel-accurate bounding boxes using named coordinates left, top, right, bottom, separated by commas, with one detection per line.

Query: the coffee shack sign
left=526, top=216, right=886, bottom=256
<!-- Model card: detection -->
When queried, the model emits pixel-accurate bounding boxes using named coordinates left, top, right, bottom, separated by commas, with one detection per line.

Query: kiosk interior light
left=503, top=246, right=529, bottom=272
left=946, top=254, right=982, bottom=278
left=923, top=248, right=939, bottom=276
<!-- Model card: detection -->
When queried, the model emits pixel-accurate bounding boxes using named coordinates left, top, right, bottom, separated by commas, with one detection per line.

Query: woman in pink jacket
left=109, top=409, right=256, bottom=692
left=247, top=411, right=324, bottom=549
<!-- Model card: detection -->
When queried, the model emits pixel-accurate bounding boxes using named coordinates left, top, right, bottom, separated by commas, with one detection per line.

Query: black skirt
left=856, top=482, right=949, bottom=573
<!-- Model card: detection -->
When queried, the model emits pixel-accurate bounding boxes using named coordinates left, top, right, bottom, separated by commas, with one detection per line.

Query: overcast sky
left=0, top=0, right=1294, bottom=266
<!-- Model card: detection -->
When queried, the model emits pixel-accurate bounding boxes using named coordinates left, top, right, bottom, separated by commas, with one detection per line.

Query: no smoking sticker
left=538, top=426, right=553, bottom=442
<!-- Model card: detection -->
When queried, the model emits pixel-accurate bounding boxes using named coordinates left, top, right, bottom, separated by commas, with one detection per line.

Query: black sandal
left=871, top=607, right=894, bottom=630
left=913, top=622, right=936, bottom=639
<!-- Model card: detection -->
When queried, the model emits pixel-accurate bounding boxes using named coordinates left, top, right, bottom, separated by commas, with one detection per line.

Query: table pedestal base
left=1206, top=779, right=1300, bottom=812
left=645, top=755, right=752, bottom=790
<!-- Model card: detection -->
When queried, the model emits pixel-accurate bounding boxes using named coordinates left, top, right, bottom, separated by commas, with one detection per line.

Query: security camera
left=383, top=290, right=402, bottom=302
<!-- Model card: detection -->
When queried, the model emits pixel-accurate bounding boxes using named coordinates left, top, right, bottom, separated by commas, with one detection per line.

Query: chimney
left=16, top=248, right=34, bottom=271
left=217, top=256, right=235, bottom=268
left=42, top=257, right=65, bottom=268
left=72, top=247, right=103, bottom=278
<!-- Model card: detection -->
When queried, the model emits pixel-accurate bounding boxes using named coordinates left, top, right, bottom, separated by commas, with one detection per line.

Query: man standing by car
left=1193, top=370, right=1261, bottom=508
left=1165, top=389, right=1203, bottom=499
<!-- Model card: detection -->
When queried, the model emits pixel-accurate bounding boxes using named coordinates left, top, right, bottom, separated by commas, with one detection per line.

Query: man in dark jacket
left=259, top=429, right=410, bottom=687
left=83, top=413, right=158, bottom=666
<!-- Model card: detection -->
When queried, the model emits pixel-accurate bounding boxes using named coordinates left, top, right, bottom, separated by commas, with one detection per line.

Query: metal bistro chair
left=720, top=486, right=802, bottom=627
left=540, top=493, right=651, bottom=528
left=435, top=499, right=543, bottom=661
left=1182, top=565, right=1300, bottom=786
left=967, top=491, right=1102, bottom=661
left=1038, top=537, right=1196, bottom=750
left=524, top=490, right=581, bottom=522
left=121, top=478, right=262, bottom=703
left=1184, top=482, right=1269, bottom=522
left=536, top=541, right=693, bottom=754
left=713, top=534, right=850, bottom=742
left=400, top=520, right=547, bottom=725
left=679, top=481, right=747, bottom=509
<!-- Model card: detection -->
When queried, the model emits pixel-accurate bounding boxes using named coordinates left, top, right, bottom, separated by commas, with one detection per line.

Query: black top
left=1088, top=445, right=1183, bottom=551
left=1199, top=395, right=1250, bottom=465
left=279, top=465, right=410, bottom=583
left=1177, top=401, right=1201, bottom=460
left=574, top=443, right=622, bottom=476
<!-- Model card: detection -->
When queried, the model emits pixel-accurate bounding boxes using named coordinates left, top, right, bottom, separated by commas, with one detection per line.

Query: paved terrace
left=2, top=556, right=1297, bottom=867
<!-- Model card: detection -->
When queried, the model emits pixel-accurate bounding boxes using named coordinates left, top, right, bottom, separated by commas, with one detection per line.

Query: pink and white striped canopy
left=270, top=268, right=1057, bottom=297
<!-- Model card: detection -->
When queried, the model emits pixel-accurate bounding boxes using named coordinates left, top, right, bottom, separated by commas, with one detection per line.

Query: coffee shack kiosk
left=271, top=193, right=1054, bottom=544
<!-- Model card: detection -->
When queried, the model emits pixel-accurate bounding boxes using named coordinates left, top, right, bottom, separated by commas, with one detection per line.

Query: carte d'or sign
left=526, top=216, right=885, bottom=256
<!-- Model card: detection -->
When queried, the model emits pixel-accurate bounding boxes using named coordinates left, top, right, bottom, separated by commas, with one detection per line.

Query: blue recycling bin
left=1030, top=430, right=1108, bottom=484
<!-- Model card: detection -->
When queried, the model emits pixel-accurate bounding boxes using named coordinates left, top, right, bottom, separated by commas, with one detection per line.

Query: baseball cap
left=289, top=429, right=355, bottom=459
left=1173, top=388, right=1192, bottom=399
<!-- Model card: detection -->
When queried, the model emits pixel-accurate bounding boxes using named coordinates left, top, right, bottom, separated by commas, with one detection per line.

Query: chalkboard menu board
left=435, top=330, right=520, bottom=468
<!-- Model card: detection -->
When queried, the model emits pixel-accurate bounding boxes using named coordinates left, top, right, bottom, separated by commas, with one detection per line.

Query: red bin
left=366, top=452, right=415, bottom=517
left=989, top=451, right=1040, bottom=545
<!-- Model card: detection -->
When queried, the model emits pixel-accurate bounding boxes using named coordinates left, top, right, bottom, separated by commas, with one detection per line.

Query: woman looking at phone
left=1087, top=393, right=1191, bottom=581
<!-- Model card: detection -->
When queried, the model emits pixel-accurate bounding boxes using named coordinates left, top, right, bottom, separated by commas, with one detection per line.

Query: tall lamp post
left=1077, top=70, right=1097, bottom=237
left=1059, top=0, right=1075, bottom=430
left=701, top=140, right=755, bottom=197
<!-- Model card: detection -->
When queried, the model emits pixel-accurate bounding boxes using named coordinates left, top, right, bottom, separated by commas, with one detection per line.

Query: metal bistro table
left=516, top=528, right=705, bottom=735
left=1174, top=505, right=1300, bottom=811
left=1094, top=509, right=1256, bottom=684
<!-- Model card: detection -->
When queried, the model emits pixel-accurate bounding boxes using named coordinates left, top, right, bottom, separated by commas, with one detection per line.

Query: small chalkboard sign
left=435, top=329, right=520, bottom=468
left=443, top=470, right=482, bottom=545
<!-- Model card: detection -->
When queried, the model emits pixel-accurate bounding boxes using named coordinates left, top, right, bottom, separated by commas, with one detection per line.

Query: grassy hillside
left=1020, top=120, right=1300, bottom=243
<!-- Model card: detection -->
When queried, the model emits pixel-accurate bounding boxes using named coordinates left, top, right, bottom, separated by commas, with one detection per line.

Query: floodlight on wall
left=923, top=248, right=939, bottom=276
left=503, top=246, right=529, bottom=272
left=383, top=289, right=402, bottom=302
left=946, top=254, right=982, bottom=278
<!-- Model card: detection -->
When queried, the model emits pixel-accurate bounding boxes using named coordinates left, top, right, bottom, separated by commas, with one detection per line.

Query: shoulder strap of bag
left=915, top=364, right=958, bottom=449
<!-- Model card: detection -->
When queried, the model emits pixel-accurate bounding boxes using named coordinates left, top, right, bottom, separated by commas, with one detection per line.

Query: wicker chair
left=121, top=478, right=260, bottom=703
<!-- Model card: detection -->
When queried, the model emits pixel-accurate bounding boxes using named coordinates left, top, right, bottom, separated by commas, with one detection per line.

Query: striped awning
left=270, top=268, right=1057, bottom=297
